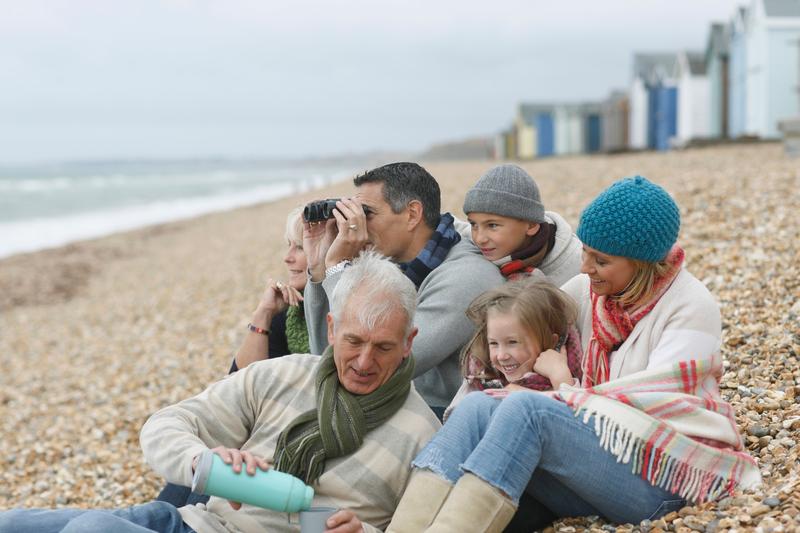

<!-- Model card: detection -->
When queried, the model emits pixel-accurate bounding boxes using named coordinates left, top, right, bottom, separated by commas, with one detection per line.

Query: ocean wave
left=0, top=180, right=324, bottom=259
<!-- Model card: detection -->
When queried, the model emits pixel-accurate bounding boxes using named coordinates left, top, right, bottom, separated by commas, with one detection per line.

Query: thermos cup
left=191, top=450, right=314, bottom=512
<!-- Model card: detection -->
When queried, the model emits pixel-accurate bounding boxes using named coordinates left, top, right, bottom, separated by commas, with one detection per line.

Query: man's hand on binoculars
left=303, top=216, right=338, bottom=282
left=325, top=197, right=368, bottom=269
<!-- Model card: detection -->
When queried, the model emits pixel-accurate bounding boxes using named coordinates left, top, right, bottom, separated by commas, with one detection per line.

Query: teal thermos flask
left=191, top=450, right=314, bottom=512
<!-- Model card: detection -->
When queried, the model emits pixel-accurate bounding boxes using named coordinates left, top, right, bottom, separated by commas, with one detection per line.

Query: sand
left=0, top=143, right=798, bottom=530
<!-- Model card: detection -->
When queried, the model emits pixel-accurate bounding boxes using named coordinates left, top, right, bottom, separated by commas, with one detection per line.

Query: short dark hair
left=354, top=162, right=441, bottom=230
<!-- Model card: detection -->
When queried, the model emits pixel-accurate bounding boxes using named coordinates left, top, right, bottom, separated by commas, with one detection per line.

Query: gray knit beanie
left=463, top=164, right=545, bottom=223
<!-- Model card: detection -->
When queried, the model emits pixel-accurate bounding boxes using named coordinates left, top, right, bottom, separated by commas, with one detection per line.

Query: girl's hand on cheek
left=533, top=347, right=572, bottom=388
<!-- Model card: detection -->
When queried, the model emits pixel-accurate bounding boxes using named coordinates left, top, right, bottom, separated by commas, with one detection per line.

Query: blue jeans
left=0, top=501, right=196, bottom=533
left=412, top=391, right=686, bottom=525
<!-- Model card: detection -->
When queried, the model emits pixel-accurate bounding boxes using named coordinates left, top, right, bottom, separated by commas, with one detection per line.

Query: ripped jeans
left=412, top=391, right=685, bottom=525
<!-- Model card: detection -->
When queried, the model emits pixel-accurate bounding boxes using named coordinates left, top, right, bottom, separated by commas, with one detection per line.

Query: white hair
left=330, top=251, right=417, bottom=335
left=284, top=206, right=304, bottom=245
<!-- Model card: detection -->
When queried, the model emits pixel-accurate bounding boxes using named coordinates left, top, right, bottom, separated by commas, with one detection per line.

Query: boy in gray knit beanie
left=463, top=164, right=556, bottom=280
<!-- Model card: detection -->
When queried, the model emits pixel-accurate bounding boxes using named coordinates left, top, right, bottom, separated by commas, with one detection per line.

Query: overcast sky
left=0, top=0, right=741, bottom=163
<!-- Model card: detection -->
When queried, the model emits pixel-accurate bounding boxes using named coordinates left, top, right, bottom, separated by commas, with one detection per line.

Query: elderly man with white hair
left=0, top=252, right=441, bottom=533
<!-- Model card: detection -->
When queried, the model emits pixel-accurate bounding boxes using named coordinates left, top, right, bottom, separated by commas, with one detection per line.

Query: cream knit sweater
left=140, top=354, right=441, bottom=533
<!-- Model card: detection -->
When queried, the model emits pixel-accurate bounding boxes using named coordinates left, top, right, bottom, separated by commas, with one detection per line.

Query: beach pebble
left=2, top=144, right=798, bottom=530
left=762, top=496, right=781, bottom=507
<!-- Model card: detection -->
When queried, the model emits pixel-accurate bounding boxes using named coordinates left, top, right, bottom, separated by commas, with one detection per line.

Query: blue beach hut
left=582, top=103, right=603, bottom=153
left=629, top=53, right=678, bottom=150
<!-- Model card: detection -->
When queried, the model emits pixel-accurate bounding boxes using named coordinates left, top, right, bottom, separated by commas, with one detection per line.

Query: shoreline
left=1, top=145, right=798, bottom=529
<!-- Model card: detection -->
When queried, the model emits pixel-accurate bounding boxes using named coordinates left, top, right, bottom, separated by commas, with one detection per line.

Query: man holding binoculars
left=302, top=162, right=504, bottom=419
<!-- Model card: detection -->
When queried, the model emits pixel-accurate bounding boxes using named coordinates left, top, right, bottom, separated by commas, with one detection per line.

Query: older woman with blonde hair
left=387, top=176, right=760, bottom=533
left=231, top=205, right=309, bottom=370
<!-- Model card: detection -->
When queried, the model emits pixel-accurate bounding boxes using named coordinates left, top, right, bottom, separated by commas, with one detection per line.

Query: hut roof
left=687, top=52, right=707, bottom=75
left=632, top=53, right=676, bottom=84
left=705, top=23, right=729, bottom=60
left=763, top=0, right=800, bottom=17
left=518, top=103, right=556, bottom=125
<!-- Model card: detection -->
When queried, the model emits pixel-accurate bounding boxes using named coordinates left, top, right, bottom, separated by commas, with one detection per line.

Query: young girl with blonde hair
left=444, top=279, right=582, bottom=420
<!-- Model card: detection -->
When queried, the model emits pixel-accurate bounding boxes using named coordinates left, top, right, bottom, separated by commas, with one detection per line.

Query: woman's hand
left=533, top=346, right=574, bottom=390
left=254, top=278, right=303, bottom=317
left=324, top=509, right=364, bottom=533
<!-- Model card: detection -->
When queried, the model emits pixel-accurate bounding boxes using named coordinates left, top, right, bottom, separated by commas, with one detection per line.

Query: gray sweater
left=304, top=238, right=504, bottom=408
left=534, top=211, right=583, bottom=287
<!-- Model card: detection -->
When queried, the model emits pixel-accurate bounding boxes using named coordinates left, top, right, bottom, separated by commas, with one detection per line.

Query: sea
left=0, top=159, right=362, bottom=259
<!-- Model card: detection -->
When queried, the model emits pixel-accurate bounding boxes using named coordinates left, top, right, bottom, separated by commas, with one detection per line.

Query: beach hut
left=629, top=53, right=678, bottom=150
left=516, top=103, right=556, bottom=158
left=494, top=132, right=507, bottom=160
left=582, top=102, right=604, bottom=153
left=554, top=104, right=585, bottom=155
left=497, top=127, right=517, bottom=160
left=706, top=23, right=730, bottom=138
left=744, top=0, right=800, bottom=138
left=728, top=7, right=749, bottom=137
left=673, top=51, right=711, bottom=146
left=652, top=84, right=679, bottom=151
left=602, top=91, right=630, bottom=152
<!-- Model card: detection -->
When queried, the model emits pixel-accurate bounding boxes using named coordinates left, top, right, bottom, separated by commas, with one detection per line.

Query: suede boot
left=425, top=473, right=517, bottom=533
left=386, top=469, right=453, bottom=533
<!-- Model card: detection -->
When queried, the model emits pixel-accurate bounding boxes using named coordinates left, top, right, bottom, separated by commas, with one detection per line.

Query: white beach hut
left=749, top=0, right=800, bottom=138
left=554, top=104, right=584, bottom=155
left=728, top=7, right=750, bottom=138
left=673, top=51, right=711, bottom=146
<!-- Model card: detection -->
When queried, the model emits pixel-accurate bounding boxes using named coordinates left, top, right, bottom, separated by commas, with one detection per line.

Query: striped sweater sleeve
left=139, top=364, right=263, bottom=487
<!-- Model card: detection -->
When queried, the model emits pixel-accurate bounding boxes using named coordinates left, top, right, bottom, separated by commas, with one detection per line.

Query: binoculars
left=303, top=199, right=370, bottom=223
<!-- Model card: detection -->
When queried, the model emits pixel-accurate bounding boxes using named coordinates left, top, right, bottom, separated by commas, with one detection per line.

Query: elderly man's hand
left=195, top=446, right=272, bottom=511
left=323, top=509, right=364, bottom=533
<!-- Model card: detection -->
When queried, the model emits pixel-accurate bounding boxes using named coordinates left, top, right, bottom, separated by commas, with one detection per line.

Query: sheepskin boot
left=386, top=469, right=453, bottom=533
left=425, top=473, right=516, bottom=533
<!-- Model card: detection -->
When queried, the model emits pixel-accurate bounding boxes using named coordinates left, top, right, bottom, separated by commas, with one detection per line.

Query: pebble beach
left=0, top=143, right=798, bottom=531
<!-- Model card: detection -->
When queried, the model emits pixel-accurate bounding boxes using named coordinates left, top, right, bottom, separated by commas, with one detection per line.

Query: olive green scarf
left=274, top=346, right=415, bottom=484
left=286, top=304, right=310, bottom=354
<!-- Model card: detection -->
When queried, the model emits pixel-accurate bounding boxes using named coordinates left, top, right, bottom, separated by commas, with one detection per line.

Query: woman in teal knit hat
left=387, top=176, right=759, bottom=533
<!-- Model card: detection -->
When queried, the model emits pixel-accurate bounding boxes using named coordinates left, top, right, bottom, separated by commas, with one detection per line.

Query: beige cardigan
left=140, top=354, right=441, bottom=533
left=561, top=268, right=722, bottom=378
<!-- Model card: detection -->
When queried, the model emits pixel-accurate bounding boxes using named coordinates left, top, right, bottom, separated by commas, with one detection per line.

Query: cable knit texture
left=577, top=176, right=680, bottom=262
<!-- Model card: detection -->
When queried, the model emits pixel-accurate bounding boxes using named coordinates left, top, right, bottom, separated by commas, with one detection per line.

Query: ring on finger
left=348, top=224, right=357, bottom=230
left=276, top=281, right=284, bottom=289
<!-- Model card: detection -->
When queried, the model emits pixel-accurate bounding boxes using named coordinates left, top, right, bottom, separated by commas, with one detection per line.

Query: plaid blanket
left=552, top=354, right=761, bottom=503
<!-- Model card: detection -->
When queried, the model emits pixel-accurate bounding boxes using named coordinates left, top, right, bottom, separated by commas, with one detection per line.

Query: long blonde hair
left=460, top=279, right=577, bottom=376
left=614, top=258, right=673, bottom=308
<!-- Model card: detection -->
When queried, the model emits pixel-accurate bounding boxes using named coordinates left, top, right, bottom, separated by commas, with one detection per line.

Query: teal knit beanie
left=577, top=176, right=680, bottom=262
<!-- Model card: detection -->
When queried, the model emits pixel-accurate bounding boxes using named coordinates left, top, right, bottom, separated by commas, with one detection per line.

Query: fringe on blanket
left=577, top=408, right=756, bottom=503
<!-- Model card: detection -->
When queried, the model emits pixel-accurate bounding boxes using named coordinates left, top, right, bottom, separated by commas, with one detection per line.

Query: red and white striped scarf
left=582, top=246, right=684, bottom=387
